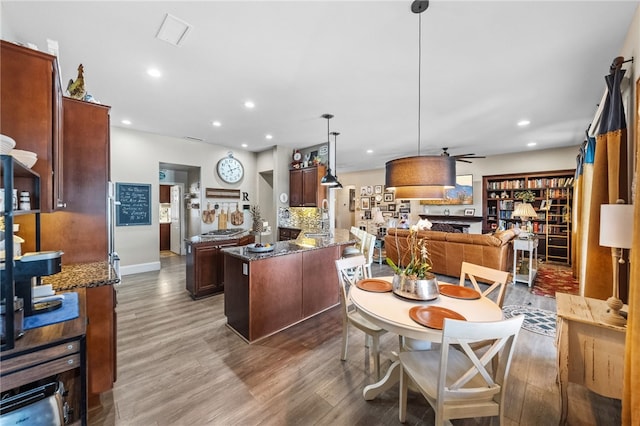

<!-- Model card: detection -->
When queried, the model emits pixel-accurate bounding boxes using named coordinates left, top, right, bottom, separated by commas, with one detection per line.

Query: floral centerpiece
left=386, top=225, right=439, bottom=300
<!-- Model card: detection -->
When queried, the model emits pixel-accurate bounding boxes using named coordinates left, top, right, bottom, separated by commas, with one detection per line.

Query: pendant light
left=330, top=131, right=343, bottom=189
left=320, top=114, right=341, bottom=187
left=384, top=0, right=455, bottom=199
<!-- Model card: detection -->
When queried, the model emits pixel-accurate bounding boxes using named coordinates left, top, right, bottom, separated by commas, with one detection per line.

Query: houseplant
left=386, top=226, right=439, bottom=300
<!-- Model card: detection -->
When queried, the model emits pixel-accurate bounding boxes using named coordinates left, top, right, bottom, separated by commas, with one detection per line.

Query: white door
left=170, top=185, right=183, bottom=254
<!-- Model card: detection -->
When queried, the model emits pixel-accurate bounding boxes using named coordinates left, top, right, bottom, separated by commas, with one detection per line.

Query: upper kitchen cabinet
left=0, top=40, right=64, bottom=212
left=39, top=98, right=111, bottom=263
left=289, top=165, right=327, bottom=207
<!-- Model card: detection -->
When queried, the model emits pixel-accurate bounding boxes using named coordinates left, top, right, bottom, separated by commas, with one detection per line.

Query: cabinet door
left=289, top=169, right=303, bottom=206
left=40, top=98, right=110, bottom=263
left=194, top=245, right=220, bottom=297
left=86, top=285, right=116, bottom=396
left=0, top=41, right=61, bottom=212
left=301, top=167, right=319, bottom=206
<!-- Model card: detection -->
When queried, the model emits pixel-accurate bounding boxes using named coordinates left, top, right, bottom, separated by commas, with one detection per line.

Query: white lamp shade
left=600, top=203, right=634, bottom=249
left=512, top=202, right=537, bottom=219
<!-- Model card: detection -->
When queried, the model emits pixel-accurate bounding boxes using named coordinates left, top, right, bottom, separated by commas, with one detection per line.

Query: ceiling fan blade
left=455, top=158, right=473, bottom=163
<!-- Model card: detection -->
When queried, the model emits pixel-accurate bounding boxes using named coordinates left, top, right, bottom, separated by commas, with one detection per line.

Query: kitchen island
left=222, top=229, right=357, bottom=343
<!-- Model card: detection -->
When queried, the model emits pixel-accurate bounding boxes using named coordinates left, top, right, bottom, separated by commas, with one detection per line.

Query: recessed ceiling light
left=265, top=134, right=273, bottom=140
left=121, top=119, right=132, bottom=125
left=147, top=68, right=162, bottom=78
left=244, top=100, right=255, bottom=109
left=241, top=143, right=248, bottom=148
left=367, top=149, right=373, bottom=154
left=517, top=120, right=531, bottom=127
left=212, top=121, right=221, bottom=127
left=527, top=141, right=537, bottom=147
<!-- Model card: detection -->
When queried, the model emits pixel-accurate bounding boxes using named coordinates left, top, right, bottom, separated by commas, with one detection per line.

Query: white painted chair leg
left=365, top=334, right=372, bottom=348
left=341, top=320, right=349, bottom=361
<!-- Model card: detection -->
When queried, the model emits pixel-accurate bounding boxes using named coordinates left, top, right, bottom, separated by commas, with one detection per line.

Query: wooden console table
left=556, top=293, right=626, bottom=425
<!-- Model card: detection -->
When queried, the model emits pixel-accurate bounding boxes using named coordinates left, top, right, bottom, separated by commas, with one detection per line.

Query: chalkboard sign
left=116, top=182, right=152, bottom=226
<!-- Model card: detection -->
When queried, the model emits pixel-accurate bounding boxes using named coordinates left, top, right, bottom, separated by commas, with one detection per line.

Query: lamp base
left=602, top=296, right=627, bottom=326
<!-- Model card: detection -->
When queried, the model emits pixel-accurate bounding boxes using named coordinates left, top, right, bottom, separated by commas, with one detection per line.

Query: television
left=419, top=174, right=473, bottom=205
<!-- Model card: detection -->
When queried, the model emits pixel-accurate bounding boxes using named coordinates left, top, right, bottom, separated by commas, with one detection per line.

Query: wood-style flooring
left=88, top=254, right=620, bottom=425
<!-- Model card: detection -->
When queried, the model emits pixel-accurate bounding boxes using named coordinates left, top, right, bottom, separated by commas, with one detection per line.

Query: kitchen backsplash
left=278, top=207, right=329, bottom=233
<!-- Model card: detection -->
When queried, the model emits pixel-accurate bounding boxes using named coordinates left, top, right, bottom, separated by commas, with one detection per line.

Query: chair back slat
left=458, top=261, right=511, bottom=307
left=335, top=255, right=369, bottom=315
left=437, top=316, right=524, bottom=406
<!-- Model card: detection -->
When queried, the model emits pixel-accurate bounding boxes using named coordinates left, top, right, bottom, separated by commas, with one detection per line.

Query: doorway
left=159, top=162, right=201, bottom=257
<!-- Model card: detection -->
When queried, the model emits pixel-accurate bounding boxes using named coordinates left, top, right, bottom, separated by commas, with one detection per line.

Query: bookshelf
left=482, top=170, right=574, bottom=264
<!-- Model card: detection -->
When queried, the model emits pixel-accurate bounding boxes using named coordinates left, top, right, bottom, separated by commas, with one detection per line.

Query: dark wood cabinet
left=289, top=165, right=327, bottom=207
left=302, top=246, right=340, bottom=317
left=278, top=227, right=301, bottom=241
left=160, top=223, right=171, bottom=250
left=86, top=284, right=117, bottom=406
left=186, top=235, right=254, bottom=299
left=0, top=40, right=64, bottom=212
left=160, top=185, right=171, bottom=203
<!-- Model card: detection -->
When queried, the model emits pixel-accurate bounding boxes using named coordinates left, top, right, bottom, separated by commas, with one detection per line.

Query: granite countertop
left=186, top=230, right=252, bottom=244
left=222, top=228, right=357, bottom=261
left=42, top=261, right=120, bottom=291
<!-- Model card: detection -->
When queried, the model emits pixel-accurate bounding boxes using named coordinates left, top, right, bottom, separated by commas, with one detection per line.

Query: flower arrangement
left=386, top=226, right=433, bottom=279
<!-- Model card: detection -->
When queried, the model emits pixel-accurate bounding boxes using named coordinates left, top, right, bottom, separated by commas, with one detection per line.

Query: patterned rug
left=531, top=262, right=579, bottom=298
left=503, top=305, right=556, bottom=337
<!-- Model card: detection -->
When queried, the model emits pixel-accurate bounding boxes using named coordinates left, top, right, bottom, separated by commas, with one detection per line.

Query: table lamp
left=599, top=199, right=634, bottom=326
left=512, top=202, right=537, bottom=236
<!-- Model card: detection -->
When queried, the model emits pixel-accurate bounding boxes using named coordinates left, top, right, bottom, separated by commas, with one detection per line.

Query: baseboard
left=120, top=261, right=161, bottom=276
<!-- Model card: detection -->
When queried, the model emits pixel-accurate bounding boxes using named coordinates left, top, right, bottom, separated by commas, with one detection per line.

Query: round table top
left=350, top=276, right=503, bottom=341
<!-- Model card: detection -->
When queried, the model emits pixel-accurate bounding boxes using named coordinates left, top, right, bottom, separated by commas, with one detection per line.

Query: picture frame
left=360, top=186, right=368, bottom=196
left=364, top=210, right=372, bottom=220
left=464, top=208, right=475, bottom=216
left=371, top=196, right=377, bottom=205
left=349, top=188, right=355, bottom=212
left=383, top=192, right=395, bottom=202
left=388, top=204, right=396, bottom=211
left=361, top=197, right=370, bottom=210
left=374, top=185, right=383, bottom=194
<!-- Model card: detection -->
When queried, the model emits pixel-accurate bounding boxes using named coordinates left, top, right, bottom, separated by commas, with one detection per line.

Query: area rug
left=502, top=305, right=556, bottom=337
left=531, top=262, right=579, bottom=298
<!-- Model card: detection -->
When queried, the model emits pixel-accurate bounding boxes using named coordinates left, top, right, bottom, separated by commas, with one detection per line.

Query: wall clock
left=216, top=153, right=244, bottom=184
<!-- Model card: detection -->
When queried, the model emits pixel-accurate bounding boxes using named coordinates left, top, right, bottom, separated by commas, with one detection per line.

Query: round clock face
left=217, top=156, right=244, bottom=184
left=293, top=151, right=302, bottom=161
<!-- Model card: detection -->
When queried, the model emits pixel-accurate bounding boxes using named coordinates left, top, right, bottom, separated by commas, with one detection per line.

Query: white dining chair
left=398, top=315, right=525, bottom=425
left=335, top=255, right=387, bottom=380
left=361, top=232, right=377, bottom=277
left=458, top=261, right=511, bottom=308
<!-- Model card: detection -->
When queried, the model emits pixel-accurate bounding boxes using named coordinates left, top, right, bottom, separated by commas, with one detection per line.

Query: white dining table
left=349, top=276, right=503, bottom=400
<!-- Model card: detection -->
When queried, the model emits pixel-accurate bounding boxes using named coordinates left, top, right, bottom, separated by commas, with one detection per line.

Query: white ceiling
left=1, top=1, right=637, bottom=173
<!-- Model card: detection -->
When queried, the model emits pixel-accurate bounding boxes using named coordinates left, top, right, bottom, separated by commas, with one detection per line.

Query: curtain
left=576, top=137, right=596, bottom=292
left=622, top=76, right=639, bottom=426
left=583, top=65, right=628, bottom=300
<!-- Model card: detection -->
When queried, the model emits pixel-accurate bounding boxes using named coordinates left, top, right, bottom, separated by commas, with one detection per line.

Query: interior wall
left=338, top=145, right=580, bottom=233
left=111, top=126, right=258, bottom=275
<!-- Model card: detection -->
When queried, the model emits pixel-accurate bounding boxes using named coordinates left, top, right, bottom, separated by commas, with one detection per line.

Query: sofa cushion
left=492, top=229, right=519, bottom=244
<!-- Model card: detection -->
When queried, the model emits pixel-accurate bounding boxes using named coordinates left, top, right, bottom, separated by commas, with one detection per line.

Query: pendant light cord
left=417, top=12, right=422, bottom=156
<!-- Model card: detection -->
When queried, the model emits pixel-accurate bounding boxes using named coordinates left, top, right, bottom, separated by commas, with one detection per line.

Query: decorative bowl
left=392, top=273, right=440, bottom=301
left=0, top=134, right=16, bottom=155
left=10, top=149, right=37, bottom=168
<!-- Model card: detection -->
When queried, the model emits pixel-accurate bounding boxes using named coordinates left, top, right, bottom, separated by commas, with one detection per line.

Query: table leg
left=528, top=247, right=533, bottom=287
left=557, top=318, right=569, bottom=425
left=512, top=247, right=518, bottom=285
left=363, top=360, right=401, bottom=400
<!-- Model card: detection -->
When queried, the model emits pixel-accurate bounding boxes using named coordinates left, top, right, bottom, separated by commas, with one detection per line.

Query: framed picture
left=364, top=210, right=372, bottom=220
left=371, top=196, right=377, bottom=205
left=361, top=197, right=370, bottom=210
left=360, top=186, right=368, bottom=196
left=374, top=185, right=383, bottom=194
left=399, top=207, right=410, bottom=213
left=383, top=192, right=395, bottom=202
left=464, top=208, right=475, bottom=216
left=366, top=185, right=374, bottom=195
left=349, top=188, right=355, bottom=212
left=419, top=174, right=473, bottom=205
left=388, top=204, right=396, bottom=211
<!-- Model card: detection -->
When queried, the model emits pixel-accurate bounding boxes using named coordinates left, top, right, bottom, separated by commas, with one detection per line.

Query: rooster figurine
left=67, top=64, right=86, bottom=100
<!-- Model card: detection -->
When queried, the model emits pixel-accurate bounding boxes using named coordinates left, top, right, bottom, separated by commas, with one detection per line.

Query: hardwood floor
left=88, top=255, right=620, bottom=425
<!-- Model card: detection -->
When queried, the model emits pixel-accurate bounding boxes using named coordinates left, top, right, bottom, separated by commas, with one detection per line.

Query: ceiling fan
left=440, top=147, right=486, bottom=163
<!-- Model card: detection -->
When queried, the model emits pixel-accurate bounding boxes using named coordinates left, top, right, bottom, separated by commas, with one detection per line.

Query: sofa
left=384, top=228, right=518, bottom=279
